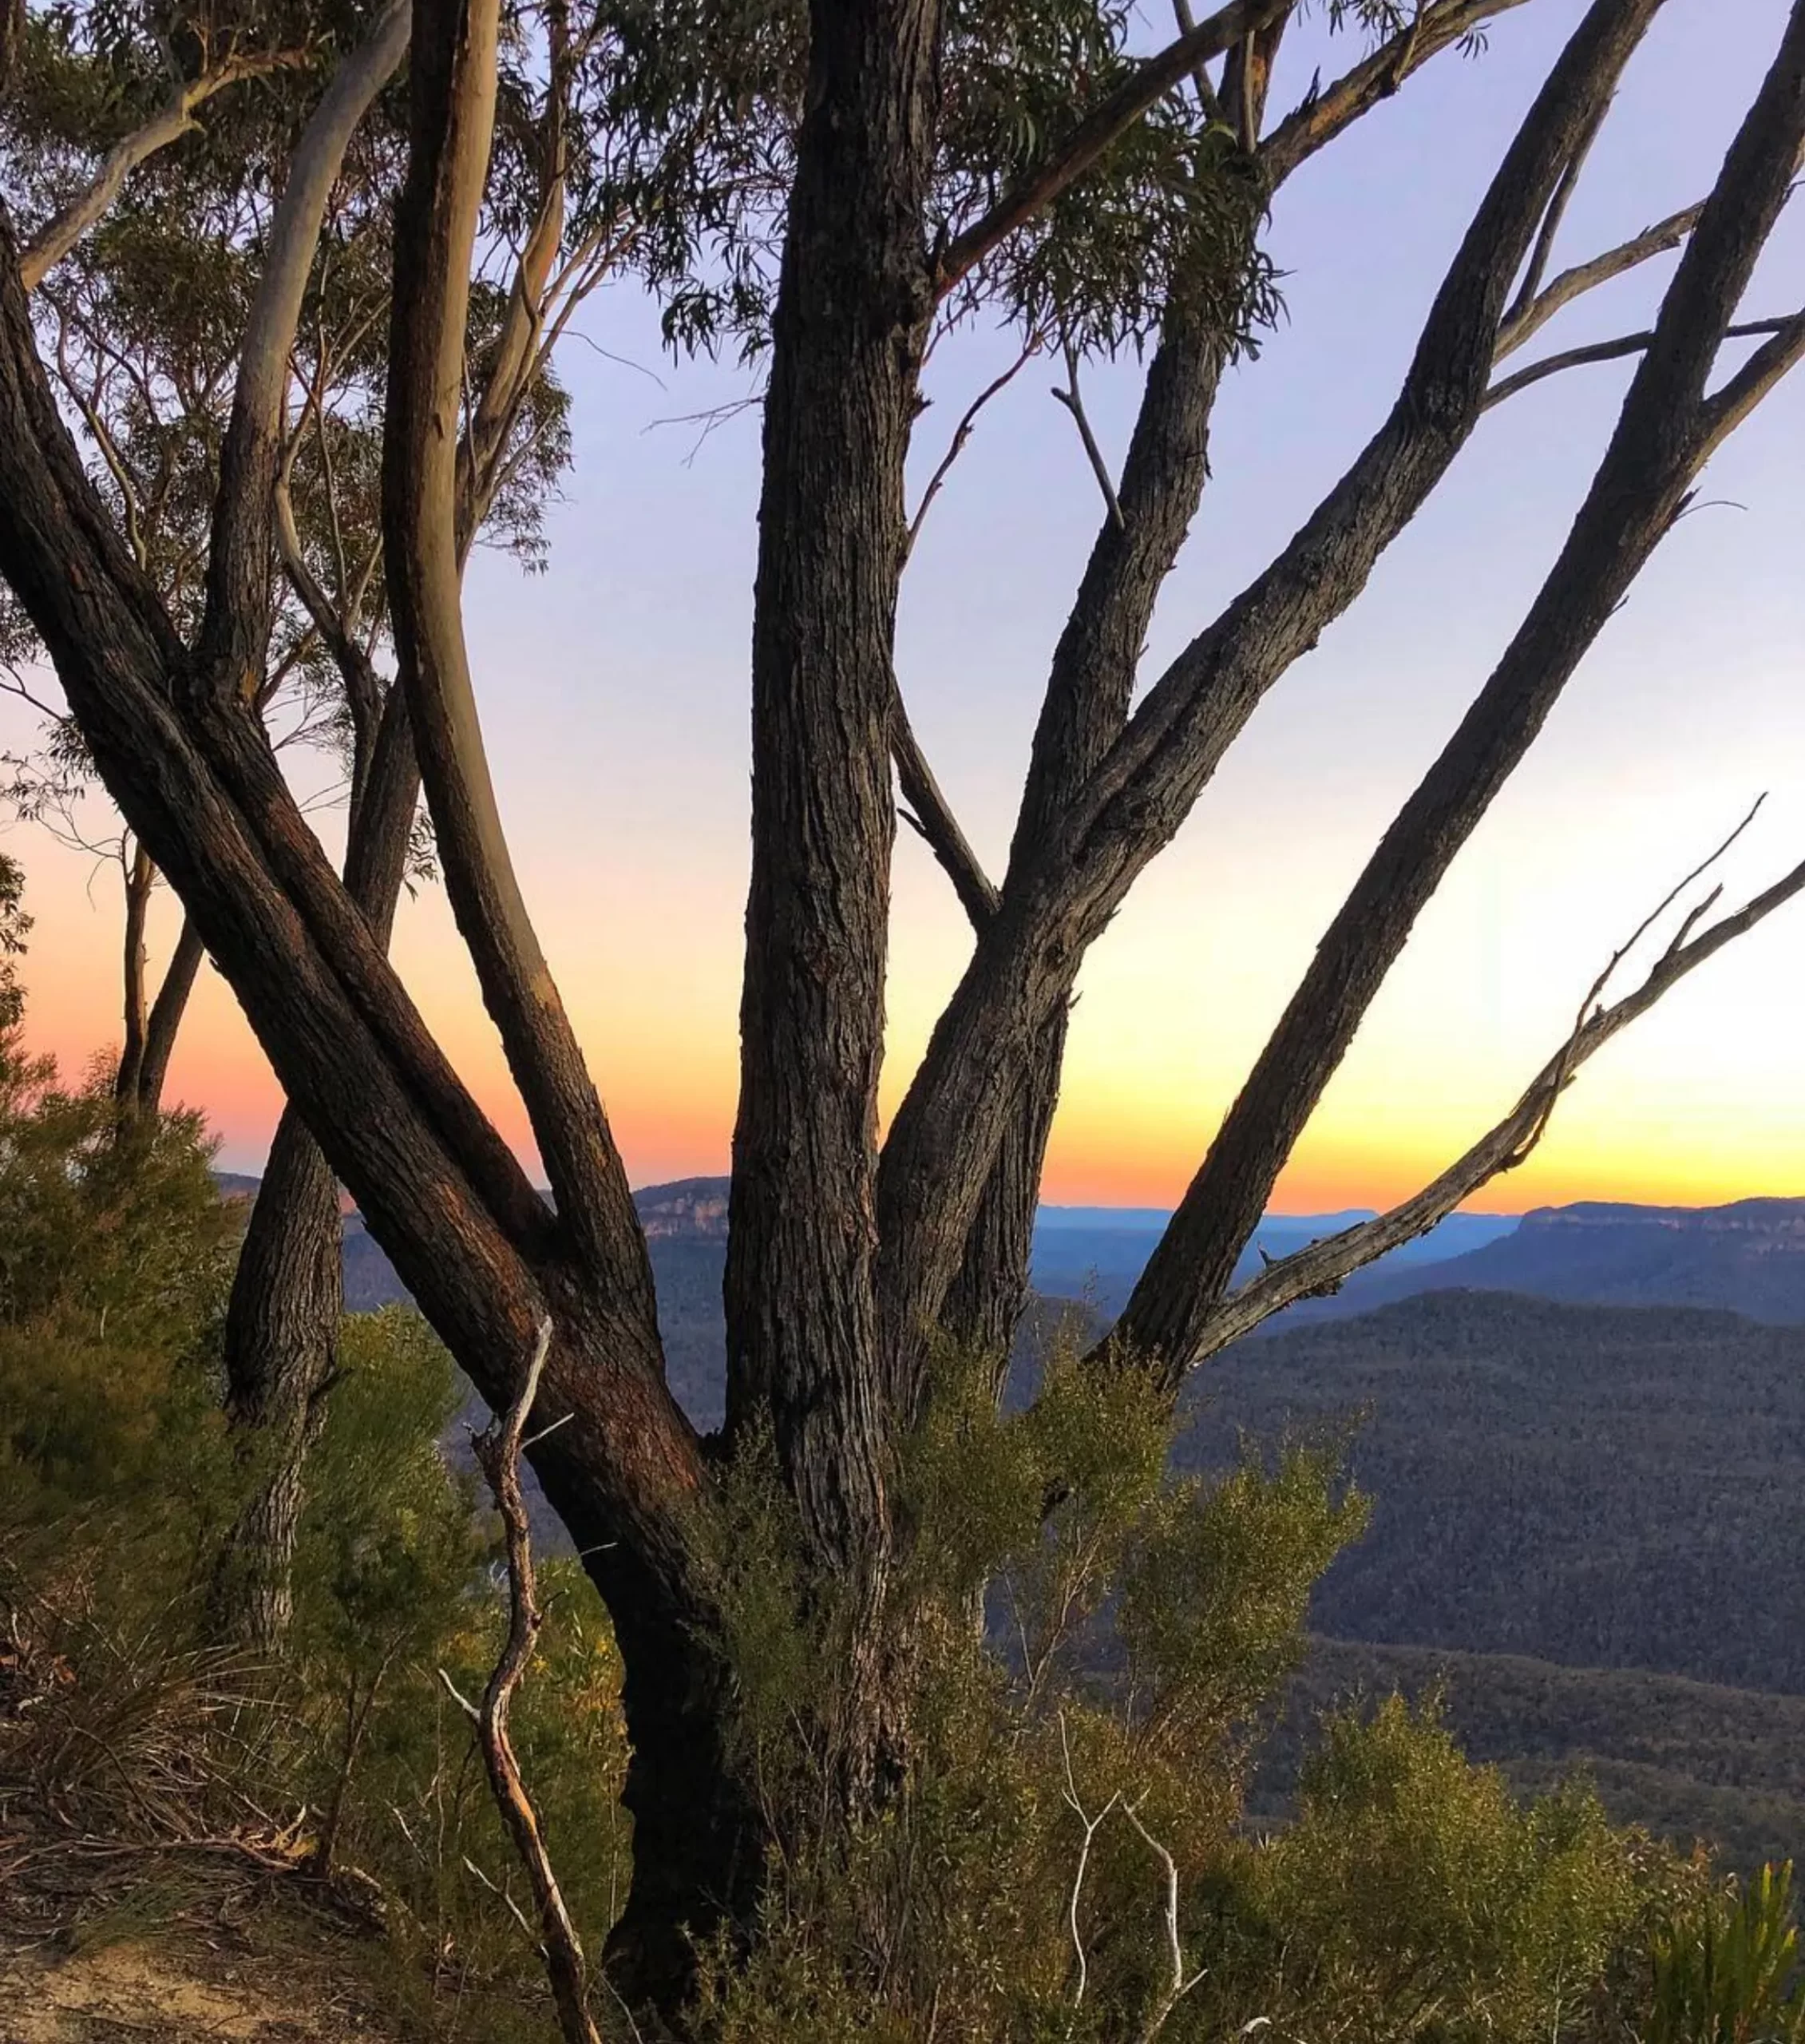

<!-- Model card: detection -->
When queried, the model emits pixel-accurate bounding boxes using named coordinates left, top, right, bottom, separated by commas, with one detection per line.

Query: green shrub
left=1647, top=1859, right=1805, bottom=2044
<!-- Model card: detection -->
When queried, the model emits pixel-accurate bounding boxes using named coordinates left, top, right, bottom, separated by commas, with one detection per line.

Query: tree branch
left=196, top=0, right=410, bottom=704
left=18, top=49, right=307, bottom=295
left=1493, top=197, right=1704, bottom=358
left=1483, top=315, right=1799, bottom=409
left=892, top=690, right=998, bottom=932
left=1261, top=0, right=1538, bottom=188
left=903, top=333, right=1043, bottom=561
left=1498, top=76, right=1614, bottom=338
left=877, top=0, right=1668, bottom=1375
left=1110, top=2, right=1805, bottom=1383
left=1051, top=339, right=1125, bottom=530
left=1185, top=826, right=1805, bottom=1363
left=383, top=0, right=658, bottom=1299
left=935, top=0, right=1289, bottom=299
left=1058, top=1713, right=1120, bottom=2011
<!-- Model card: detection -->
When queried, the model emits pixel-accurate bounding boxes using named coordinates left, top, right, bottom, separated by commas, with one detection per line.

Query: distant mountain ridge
left=1293, top=1194, right=1805, bottom=1326
left=217, top=1172, right=1805, bottom=1332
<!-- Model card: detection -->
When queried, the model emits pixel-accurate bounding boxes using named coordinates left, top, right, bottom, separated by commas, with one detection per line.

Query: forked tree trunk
left=722, top=0, right=940, bottom=1579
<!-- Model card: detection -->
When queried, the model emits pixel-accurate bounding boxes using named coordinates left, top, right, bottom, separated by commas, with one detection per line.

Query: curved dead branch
left=441, top=1319, right=604, bottom=2044
left=1186, top=824, right=1805, bottom=1365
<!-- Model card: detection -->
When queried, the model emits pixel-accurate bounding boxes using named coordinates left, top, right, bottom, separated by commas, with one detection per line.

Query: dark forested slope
left=1182, top=1289, right=1805, bottom=1694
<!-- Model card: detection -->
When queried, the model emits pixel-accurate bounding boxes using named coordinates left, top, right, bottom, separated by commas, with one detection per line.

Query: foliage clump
left=1, top=925, right=1799, bottom=2039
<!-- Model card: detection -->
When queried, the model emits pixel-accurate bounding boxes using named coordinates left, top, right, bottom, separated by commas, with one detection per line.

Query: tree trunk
left=133, top=913, right=204, bottom=1113
left=211, top=697, right=421, bottom=1647
left=113, top=842, right=153, bottom=1111
left=722, top=0, right=940, bottom=1583
left=210, top=1102, right=346, bottom=1648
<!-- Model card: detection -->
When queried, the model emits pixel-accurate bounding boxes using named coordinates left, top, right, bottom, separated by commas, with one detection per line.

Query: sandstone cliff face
left=631, top=1176, right=730, bottom=1241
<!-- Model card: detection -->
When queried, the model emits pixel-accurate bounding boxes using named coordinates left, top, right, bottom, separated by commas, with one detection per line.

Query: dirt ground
left=0, top=1823, right=404, bottom=2043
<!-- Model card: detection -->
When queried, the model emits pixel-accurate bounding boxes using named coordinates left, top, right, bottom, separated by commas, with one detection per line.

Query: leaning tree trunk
left=932, top=303, right=1237, bottom=1392
left=211, top=703, right=421, bottom=1649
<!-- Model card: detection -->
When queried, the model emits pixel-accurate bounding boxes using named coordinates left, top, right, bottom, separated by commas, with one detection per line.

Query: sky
left=4, top=1, right=1803, bottom=1217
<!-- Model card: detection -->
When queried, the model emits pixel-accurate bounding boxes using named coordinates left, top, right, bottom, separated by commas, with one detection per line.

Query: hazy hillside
left=228, top=1171, right=1805, bottom=1880
left=1181, top=1289, right=1805, bottom=1695
left=317, top=1173, right=1521, bottom=1343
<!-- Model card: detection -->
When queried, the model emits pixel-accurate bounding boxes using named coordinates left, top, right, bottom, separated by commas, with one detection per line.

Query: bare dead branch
left=893, top=692, right=999, bottom=931
left=1122, top=1802, right=1209, bottom=2040
left=1057, top=1713, right=1121, bottom=2010
left=936, top=0, right=1289, bottom=299
left=904, top=334, right=1043, bottom=561
left=1185, top=823, right=1805, bottom=1364
left=1483, top=315, right=1797, bottom=408
left=449, top=1317, right=604, bottom=2044
left=1499, top=78, right=1614, bottom=339
left=19, top=49, right=309, bottom=294
left=1051, top=339, right=1126, bottom=531
left=1494, top=198, right=1703, bottom=358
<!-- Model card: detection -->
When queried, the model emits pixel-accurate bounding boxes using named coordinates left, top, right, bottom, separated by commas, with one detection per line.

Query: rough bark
left=723, top=0, right=940, bottom=1582
left=113, top=842, right=154, bottom=1112
left=906, top=18, right=1289, bottom=1396
left=212, top=1107, right=344, bottom=1650
left=114, top=851, right=205, bottom=1121
left=212, top=0, right=602, bottom=1659
left=874, top=0, right=1668, bottom=1389
left=134, top=913, right=204, bottom=1111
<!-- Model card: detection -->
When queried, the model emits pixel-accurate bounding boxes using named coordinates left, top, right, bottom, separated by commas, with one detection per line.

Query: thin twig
left=1191, top=803, right=1805, bottom=1361
left=1057, top=1713, right=1121, bottom=2010
left=1484, top=316, right=1796, bottom=410
left=892, top=691, right=999, bottom=931
left=904, top=333, right=1043, bottom=561
left=1051, top=339, right=1125, bottom=531
left=1499, top=71, right=1616, bottom=341
left=1121, top=1803, right=1208, bottom=2041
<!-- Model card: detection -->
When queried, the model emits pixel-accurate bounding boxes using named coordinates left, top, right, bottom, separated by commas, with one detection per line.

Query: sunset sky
left=4, top=1, right=1803, bottom=1217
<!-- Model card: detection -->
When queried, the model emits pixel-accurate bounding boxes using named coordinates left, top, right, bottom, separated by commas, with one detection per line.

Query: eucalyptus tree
left=0, top=0, right=604, bottom=1645
left=1, top=0, right=1803, bottom=2023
